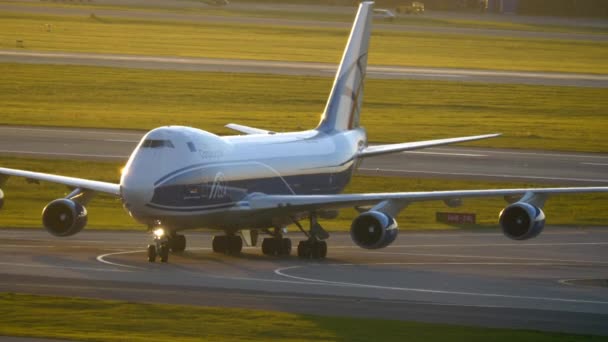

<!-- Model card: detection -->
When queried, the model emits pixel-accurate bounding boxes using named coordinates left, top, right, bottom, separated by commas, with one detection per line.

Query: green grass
left=3, top=293, right=605, bottom=342
left=1, top=157, right=607, bottom=231
left=1, top=12, right=607, bottom=73
left=8, top=0, right=608, bottom=35
left=1, top=63, right=607, bottom=152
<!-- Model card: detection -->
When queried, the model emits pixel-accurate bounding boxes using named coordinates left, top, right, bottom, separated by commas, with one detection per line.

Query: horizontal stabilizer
left=225, top=123, right=274, bottom=135
left=358, top=133, right=501, bottom=158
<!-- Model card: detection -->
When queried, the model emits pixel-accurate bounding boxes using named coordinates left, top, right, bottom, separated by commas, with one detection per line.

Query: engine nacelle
left=0, top=189, right=4, bottom=210
left=350, top=211, right=398, bottom=249
left=499, top=202, right=545, bottom=240
left=42, top=199, right=88, bottom=237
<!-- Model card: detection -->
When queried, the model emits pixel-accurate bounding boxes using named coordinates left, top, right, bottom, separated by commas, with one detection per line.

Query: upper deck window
left=142, top=139, right=174, bottom=148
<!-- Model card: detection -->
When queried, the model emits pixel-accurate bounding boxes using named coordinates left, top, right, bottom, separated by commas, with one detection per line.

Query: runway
left=2, top=50, right=607, bottom=87
left=1, top=2, right=606, bottom=42
left=1, top=228, right=607, bottom=335
left=1, top=126, right=607, bottom=185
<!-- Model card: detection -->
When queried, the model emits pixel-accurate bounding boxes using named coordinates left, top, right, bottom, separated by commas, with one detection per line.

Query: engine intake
left=499, top=202, right=545, bottom=240
left=350, top=211, right=398, bottom=249
left=42, top=199, right=88, bottom=237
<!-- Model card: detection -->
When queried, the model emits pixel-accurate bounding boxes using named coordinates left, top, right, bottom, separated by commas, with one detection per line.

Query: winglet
left=316, top=1, right=374, bottom=133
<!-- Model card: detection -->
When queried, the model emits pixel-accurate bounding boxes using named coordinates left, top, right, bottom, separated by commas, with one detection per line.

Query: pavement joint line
left=331, top=242, right=608, bottom=248
left=273, top=265, right=608, bottom=305
left=367, top=251, right=608, bottom=265
left=358, top=167, right=608, bottom=183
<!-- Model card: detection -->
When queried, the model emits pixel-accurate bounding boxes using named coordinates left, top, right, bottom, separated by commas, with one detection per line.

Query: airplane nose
left=120, top=172, right=154, bottom=211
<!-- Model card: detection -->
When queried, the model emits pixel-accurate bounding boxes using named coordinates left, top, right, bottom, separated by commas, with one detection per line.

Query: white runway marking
left=432, top=148, right=608, bottom=160
left=358, top=167, right=608, bottom=183
left=582, top=162, right=608, bottom=166
left=402, top=151, right=487, bottom=157
left=96, top=250, right=146, bottom=269
left=273, top=265, right=608, bottom=306
left=0, top=261, right=129, bottom=273
left=0, top=126, right=141, bottom=136
left=104, top=139, right=140, bottom=143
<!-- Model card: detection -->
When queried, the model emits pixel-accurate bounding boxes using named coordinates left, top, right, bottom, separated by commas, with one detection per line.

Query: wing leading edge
left=358, top=133, right=501, bottom=158
left=0, top=167, right=120, bottom=196
left=248, top=186, right=608, bottom=214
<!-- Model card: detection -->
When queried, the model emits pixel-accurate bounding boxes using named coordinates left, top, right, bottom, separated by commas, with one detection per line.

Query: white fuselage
left=120, top=126, right=366, bottom=231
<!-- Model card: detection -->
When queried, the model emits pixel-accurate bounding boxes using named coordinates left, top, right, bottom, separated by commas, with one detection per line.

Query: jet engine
left=499, top=202, right=545, bottom=240
left=0, top=189, right=4, bottom=210
left=42, top=199, right=88, bottom=237
left=350, top=211, right=398, bottom=249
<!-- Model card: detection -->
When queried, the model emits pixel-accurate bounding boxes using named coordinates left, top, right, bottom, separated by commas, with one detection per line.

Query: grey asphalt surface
left=1, top=228, right=607, bottom=336
left=1, top=2, right=606, bottom=42
left=1, top=126, right=607, bottom=185
left=3, top=50, right=607, bottom=87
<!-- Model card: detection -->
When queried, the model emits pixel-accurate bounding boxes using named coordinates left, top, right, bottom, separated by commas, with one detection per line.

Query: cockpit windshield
left=141, top=139, right=175, bottom=148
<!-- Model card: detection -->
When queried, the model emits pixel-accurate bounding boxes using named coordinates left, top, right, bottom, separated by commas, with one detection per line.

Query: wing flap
left=358, top=133, right=501, bottom=158
left=0, top=167, right=120, bottom=196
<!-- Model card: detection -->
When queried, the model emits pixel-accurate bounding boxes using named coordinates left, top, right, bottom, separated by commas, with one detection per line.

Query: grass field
left=1, top=63, right=607, bottom=152
left=7, top=0, right=608, bottom=35
left=1, top=157, right=607, bottom=231
left=1, top=12, right=607, bottom=74
left=3, top=293, right=604, bottom=342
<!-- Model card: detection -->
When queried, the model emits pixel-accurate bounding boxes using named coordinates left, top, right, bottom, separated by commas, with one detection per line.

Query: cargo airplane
left=1, top=2, right=606, bottom=262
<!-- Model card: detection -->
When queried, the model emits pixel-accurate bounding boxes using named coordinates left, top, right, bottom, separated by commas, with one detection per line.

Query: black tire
left=319, top=241, right=327, bottom=259
left=311, top=242, right=321, bottom=259
left=147, top=244, right=157, bottom=262
left=281, top=238, right=292, bottom=256
left=171, top=234, right=186, bottom=253
left=229, top=235, right=243, bottom=254
left=297, top=240, right=310, bottom=259
left=159, top=244, right=169, bottom=263
left=262, top=238, right=274, bottom=255
left=212, top=235, right=226, bottom=253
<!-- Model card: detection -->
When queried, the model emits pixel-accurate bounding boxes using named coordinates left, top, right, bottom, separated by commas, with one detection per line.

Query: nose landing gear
left=147, top=228, right=186, bottom=263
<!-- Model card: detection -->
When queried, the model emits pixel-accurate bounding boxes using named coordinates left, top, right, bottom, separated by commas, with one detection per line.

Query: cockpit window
left=142, top=139, right=174, bottom=148
left=187, top=142, right=196, bottom=152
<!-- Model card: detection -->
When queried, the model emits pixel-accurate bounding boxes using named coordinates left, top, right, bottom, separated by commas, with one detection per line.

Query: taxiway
left=1, top=126, right=607, bottom=185
left=1, top=228, right=607, bottom=335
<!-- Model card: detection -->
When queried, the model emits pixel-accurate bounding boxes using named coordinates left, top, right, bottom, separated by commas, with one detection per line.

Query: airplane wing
left=248, top=186, right=608, bottom=213
left=0, top=167, right=120, bottom=196
left=358, top=133, right=501, bottom=158
left=225, top=123, right=275, bottom=135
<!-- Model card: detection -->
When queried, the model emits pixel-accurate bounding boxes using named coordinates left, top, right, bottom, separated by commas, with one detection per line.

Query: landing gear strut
left=212, top=234, right=243, bottom=254
left=293, top=214, right=328, bottom=260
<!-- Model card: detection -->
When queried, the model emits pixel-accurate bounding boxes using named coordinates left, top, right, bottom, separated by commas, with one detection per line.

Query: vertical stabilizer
left=317, top=1, right=373, bottom=133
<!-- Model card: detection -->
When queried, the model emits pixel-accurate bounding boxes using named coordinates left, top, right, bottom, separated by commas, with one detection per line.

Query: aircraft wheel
left=147, top=244, right=157, bottom=262
left=319, top=241, right=327, bottom=259
left=159, top=243, right=170, bottom=263
left=280, top=238, right=292, bottom=256
left=170, top=234, right=186, bottom=253
left=212, top=235, right=227, bottom=253
left=297, top=240, right=310, bottom=258
left=262, top=238, right=274, bottom=255
left=228, top=235, right=243, bottom=254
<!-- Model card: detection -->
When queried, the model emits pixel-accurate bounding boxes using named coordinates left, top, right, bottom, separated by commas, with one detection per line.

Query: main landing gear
left=293, top=214, right=328, bottom=260
left=147, top=228, right=186, bottom=263
left=261, top=228, right=292, bottom=256
left=212, top=234, right=243, bottom=254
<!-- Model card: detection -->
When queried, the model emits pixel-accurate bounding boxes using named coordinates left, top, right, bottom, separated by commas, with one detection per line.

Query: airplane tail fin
left=316, top=1, right=374, bottom=133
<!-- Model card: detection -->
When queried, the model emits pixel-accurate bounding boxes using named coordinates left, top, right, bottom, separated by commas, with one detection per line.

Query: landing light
left=153, top=228, right=165, bottom=238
